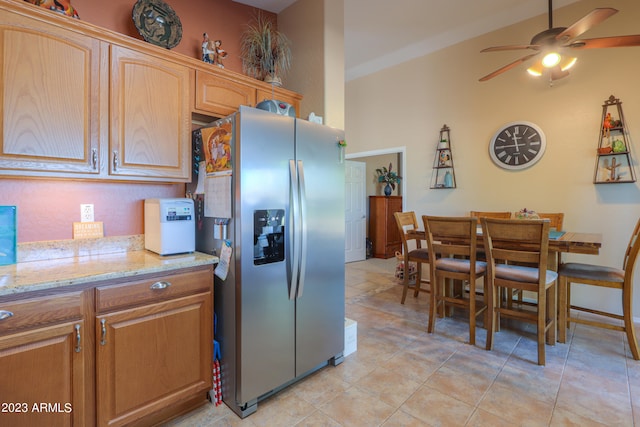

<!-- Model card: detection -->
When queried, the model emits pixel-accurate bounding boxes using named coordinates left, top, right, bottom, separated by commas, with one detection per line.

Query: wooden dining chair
left=469, top=211, right=512, bottom=262
left=481, top=218, right=557, bottom=365
left=423, top=215, right=488, bottom=345
left=537, top=213, right=564, bottom=231
left=557, top=217, right=640, bottom=359
left=470, top=211, right=512, bottom=219
left=393, top=212, right=430, bottom=304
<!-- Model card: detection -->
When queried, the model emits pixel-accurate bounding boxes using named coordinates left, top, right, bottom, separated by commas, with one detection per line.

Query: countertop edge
left=0, top=250, right=219, bottom=298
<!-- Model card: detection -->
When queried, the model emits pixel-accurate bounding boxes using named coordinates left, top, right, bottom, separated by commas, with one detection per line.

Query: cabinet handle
left=112, top=150, right=119, bottom=171
left=150, top=281, right=171, bottom=290
left=75, top=324, right=82, bottom=353
left=91, top=148, right=98, bottom=170
left=100, top=319, right=107, bottom=346
left=0, top=310, right=14, bottom=321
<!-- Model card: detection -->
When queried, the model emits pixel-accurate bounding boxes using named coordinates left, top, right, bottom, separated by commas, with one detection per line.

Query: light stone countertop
left=0, top=235, right=218, bottom=298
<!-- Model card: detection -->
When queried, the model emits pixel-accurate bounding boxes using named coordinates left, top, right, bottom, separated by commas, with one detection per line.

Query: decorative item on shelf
left=376, top=163, right=401, bottom=197
left=240, top=12, right=292, bottom=86
left=132, top=0, right=183, bottom=50
left=24, top=0, right=80, bottom=19
left=430, top=124, right=457, bottom=189
left=594, top=95, right=636, bottom=184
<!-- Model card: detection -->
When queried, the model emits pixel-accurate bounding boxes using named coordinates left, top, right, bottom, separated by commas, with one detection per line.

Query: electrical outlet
left=81, top=204, right=94, bottom=222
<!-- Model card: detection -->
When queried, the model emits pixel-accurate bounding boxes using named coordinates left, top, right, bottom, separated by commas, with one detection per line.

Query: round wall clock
left=489, top=121, right=546, bottom=170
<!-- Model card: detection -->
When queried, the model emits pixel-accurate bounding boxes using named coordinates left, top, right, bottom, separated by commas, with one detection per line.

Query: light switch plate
left=81, top=204, right=94, bottom=222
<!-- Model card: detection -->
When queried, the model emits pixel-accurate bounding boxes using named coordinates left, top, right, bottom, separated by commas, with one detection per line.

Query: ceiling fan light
left=527, top=62, right=543, bottom=76
left=542, top=52, right=562, bottom=68
left=527, top=67, right=542, bottom=76
left=561, top=56, right=577, bottom=71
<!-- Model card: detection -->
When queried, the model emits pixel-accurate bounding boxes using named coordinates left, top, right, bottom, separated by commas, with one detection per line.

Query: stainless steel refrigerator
left=189, top=105, right=345, bottom=418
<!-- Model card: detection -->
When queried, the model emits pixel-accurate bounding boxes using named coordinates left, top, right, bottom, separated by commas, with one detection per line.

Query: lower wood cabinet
left=95, top=292, right=212, bottom=427
left=0, top=292, right=88, bottom=427
left=0, top=264, right=214, bottom=427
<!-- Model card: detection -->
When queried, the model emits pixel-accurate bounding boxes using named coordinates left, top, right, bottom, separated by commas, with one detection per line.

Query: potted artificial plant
left=376, top=163, right=402, bottom=196
left=240, top=13, right=292, bottom=86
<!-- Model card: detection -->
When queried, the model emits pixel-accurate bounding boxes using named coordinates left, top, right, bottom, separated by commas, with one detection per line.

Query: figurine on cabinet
left=213, top=39, right=228, bottom=68
left=202, top=33, right=214, bottom=63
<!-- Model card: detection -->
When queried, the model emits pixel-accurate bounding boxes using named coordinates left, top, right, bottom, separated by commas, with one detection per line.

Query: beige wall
left=346, top=0, right=640, bottom=315
left=280, top=0, right=344, bottom=129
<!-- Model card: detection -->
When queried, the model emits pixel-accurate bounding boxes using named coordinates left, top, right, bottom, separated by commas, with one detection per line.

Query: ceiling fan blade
left=479, top=52, right=540, bottom=82
left=568, top=35, right=640, bottom=49
left=481, top=44, right=539, bottom=53
left=555, top=8, right=618, bottom=42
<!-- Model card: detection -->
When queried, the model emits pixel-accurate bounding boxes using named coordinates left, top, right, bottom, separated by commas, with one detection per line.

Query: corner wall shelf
left=593, top=95, right=636, bottom=184
left=430, top=124, right=456, bottom=189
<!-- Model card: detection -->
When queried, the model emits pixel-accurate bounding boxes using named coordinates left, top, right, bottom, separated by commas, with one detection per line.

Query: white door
left=345, top=160, right=366, bottom=262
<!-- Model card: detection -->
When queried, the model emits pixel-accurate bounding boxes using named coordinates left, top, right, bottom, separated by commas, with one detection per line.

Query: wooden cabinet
left=194, top=70, right=256, bottom=117
left=0, top=10, right=102, bottom=177
left=0, top=1, right=303, bottom=181
left=0, top=263, right=214, bottom=427
left=0, top=292, right=89, bottom=427
left=109, top=45, right=191, bottom=182
left=95, top=266, right=213, bottom=427
left=369, top=196, right=402, bottom=259
left=194, top=69, right=303, bottom=118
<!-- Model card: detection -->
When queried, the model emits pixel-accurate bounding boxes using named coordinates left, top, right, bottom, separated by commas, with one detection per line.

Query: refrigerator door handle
left=289, top=159, right=300, bottom=300
left=296, top=160, right=308, bottom=298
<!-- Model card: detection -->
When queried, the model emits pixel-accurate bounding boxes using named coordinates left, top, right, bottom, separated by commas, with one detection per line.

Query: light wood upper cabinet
left=0, top=11, right=102, bottom=176
left=194, top=70, right=256, bottom=117
left=109, top=45, right=191, bottom=182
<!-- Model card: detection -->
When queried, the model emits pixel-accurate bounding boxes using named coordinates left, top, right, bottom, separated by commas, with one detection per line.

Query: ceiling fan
left=479, top=0, right=640, bottom=82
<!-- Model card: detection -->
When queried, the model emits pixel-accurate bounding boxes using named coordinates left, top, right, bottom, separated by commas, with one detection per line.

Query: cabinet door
left=194, top=70, right=256, bottom=117
left=0, top=11, right=102, bottom=177
left=95, top=292, right=212, bottom=427
left=109, top=45, right=190, bottom=182
left=0, top=320, right=86, bottom=427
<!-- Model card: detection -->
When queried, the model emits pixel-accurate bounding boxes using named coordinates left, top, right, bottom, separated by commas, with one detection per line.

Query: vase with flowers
left=376, top=163, right=402, bottom=196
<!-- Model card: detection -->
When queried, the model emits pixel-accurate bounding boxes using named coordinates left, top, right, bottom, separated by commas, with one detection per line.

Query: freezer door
left=294, top=119, right=346, bottom=375
left=236, top=106, right=297, bottom=404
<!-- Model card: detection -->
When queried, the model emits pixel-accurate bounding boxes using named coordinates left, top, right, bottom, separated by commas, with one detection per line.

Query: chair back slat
left=423, top=216, right=477, bottom=260
left=394, top=211, right=422, bottom=254
left=481, top=218, right=550, bottom=289
left=538, top=212, right=564, bottom=230
left=470, top=211, right=511, bottom=219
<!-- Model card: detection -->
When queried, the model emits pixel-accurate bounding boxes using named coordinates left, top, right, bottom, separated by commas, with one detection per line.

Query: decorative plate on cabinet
left=132, top=0, right=182, bottom=49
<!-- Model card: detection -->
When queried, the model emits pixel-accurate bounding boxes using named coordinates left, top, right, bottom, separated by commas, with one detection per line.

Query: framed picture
left=595, top=155, right=633, bottom=183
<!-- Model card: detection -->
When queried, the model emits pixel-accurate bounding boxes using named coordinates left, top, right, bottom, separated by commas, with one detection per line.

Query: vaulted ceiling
left=233, top=0, right=582, bottom=81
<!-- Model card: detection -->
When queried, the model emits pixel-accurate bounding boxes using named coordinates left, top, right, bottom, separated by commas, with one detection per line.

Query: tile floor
left=168, top=257, right=640, bottom=426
